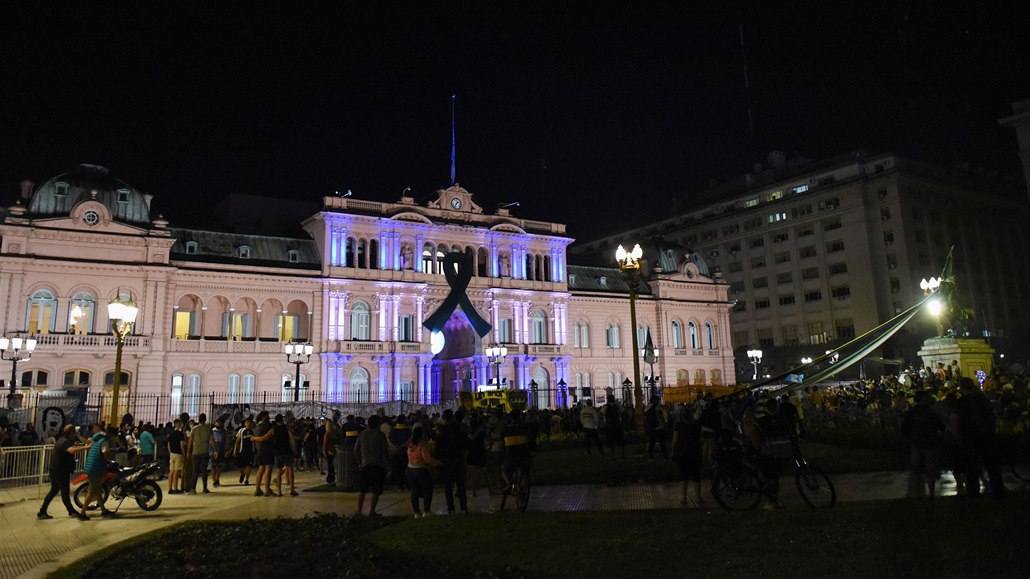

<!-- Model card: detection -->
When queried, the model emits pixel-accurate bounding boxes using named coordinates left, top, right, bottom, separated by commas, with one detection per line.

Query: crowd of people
left=24, top=361, right=1029, bottom=521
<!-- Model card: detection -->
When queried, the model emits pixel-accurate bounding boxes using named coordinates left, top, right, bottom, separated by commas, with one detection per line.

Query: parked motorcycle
left=73, top=461, right=163, bottom=512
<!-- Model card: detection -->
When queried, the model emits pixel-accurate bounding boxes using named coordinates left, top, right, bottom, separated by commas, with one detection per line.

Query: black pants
left=962, top=440, right=1006, bottom=497
left=405, top=467, right=434, bottom=514
left=441, top=460, right=468, bottom=512
left=325, top=454, right=336, bottom=483
left=648, top=429, right=668, bottom=459
left=40, top=471, right=75, bottom=516
left=190, top=454, right=210, bottom=491
left=584, top=429, right=604, bottom=454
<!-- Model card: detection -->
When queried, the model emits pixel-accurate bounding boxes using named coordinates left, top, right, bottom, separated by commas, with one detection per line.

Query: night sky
left=2, top=2, right=1028, bottom=240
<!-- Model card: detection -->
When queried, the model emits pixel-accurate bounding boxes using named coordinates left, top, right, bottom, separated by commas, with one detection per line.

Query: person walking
left=354, top=415, right=389, bottom=516
left=138, top=424, right=156, bottom=466
left=322, top=418, right=339, bottom=484
left=80, top=426, right=119, bottom=519
left=405, top=425, right=441, bottom=518
left=249, top=411, right=275, bottom=496
left=270, top=414, right=297, bottom=496
left=186, top=413, right=214, bottom=494
left=38, top=424, right=91, bottom=520
left=210, top=417, right=227, bottom=488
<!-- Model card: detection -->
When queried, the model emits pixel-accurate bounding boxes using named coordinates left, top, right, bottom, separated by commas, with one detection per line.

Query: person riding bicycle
left=754, top=398, right=792, bottom=509
left=500, top=409, right=535, bottom=494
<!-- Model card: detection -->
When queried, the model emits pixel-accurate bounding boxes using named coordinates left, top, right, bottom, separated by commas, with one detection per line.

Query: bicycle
left=500, top=464, right=531, bottom=513
left=712, top=437, right=836, bottom=510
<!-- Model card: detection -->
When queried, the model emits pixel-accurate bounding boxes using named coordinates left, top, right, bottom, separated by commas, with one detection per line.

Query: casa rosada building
left=0, top=164, right=733, bottom=417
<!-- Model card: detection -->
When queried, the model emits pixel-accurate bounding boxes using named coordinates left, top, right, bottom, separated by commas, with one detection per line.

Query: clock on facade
left=450, top=197, right=463, bottom=210
left=83, top=210, right=100, bottom=225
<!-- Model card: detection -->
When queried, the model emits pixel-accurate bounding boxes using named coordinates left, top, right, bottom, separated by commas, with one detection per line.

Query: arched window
left=605, top=323, right=620, bottom=348
left=185, top=374, right=202, bottom=416
left=69, top=291, right=96, bottom=335
left=572, top=323, right=581, bottom=348
left=705, top=322, right=716, bottom=349
left=477, top=247, right=488, bottom=277
left=711, top=369, right=722, bottom=386
left=185, top=241, right=199, bottom=254
left=357, top=239, right=367, bottom=269
left=688, top=322, right=699, bottom=350
left=531, top=310, right=547, bottom=344
left=436, top=244, right=447, bottom=274
left=671, top=321, right=683, bottom=349
left=243, top=374, right=256, bottom=403
left=693, top=369, right=706, bottom=386
left=369, top=239, right=379, bottom=270
left=579, top=323, right=589, bottom=348
left=421, top=243, right=434, bottom=273
left=64, top=369, right=91, bottom=387
left=350, top=302, right=370, bottom=340
left=238, top=245, right=251, bottom=259
left=228, top=374, right=241, bottom=403
left=345, top=237, right=356, bottom=268
left=26, top=289, right=57, bottom=334
left=104, top=370, right=131, bottom=388
left=532, top=367, right=550, bottom=408
left=286, top=249, right=300, bottom=263
left=677, top=369, right=689, bottom=385
left=349, top=367, right=369, bottom=404
left=171, top=374, right=184, bottom=416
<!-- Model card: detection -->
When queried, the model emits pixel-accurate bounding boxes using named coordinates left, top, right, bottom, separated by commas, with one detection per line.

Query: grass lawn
left=54, top=493, right=1030, bottom=578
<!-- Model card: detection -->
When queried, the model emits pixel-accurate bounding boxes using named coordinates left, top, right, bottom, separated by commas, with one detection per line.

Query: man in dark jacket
left=901, top=389, right=945, bottom=499
left=433, top=409, right=469, bottom=513
left=955, top=378, right=1006, bottom=497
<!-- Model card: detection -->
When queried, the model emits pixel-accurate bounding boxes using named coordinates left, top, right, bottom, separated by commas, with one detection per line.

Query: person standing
left=167, top=419, right=186, bottom=494
left=233, top=417, right=255, bottom=485
left=901, top=389, right=946, bottom=499
left=80, top=426, right=118, bottom=519
left=434, top=409, right=469, bottom=513
left=210, top=418, right=227, bottom=488
left=644, top=396, right=668, bottom=459
left=354, top=415, right=389, bottom=516
left=579, top=400, right=604, bottom=455
left=270, top=414, right=297, bottom=496
left=138, top=424, right=156, bottom=466
left=671, top=404, right=703, bottom=507
left=405, top=426, right=442, bottom=517
left=186, top=413, right=214, bottom=494
left=249, top=411, right=275, bottom=496
left=955, top=377, right=1006, bottom=497
left=387, top=415, right=412, bottom=490
left=38, top=424, right=91, bottom=520
left=322, top=418, right=339, bottom=484
left=604, top=396, right=625, bottom=459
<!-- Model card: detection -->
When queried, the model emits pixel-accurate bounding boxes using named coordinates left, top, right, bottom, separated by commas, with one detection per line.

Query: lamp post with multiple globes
left=284, top=342, right=314, bottom=402
left=746, top=348, right=763, bottom=381
left=106, top=295, right=139, bottom=426
left=486, top=345, right=508, bottom=388
left=0, top=335, right=37, bottom=408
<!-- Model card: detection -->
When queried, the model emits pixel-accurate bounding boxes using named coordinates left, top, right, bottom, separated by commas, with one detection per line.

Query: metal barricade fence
left=0, top=444, right=87, bottom=490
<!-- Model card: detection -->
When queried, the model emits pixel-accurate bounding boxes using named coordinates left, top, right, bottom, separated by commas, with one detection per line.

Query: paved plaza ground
left=0, top=467, right=1016, bottom=578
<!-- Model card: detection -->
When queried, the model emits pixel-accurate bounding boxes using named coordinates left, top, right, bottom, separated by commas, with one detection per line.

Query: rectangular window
left=826, top=240, right=845, bottom=253
left=772, top=232, right=789, bottom=243
left=399, top=314, right=416, bottom=342
left=804, top=290, right=823, bottom=302
left=744, top=198, right=759, bottom=207
left=802, top=267, right=820, bottom=280
left=768, top=212, right=787, bottom=223
left=750, top=256, right=766, bottom=268
left=749, top=237, right=765, bottom=248
left=818, top=197, right=838, bottom=210
left=880, top=208, right=891, bottom=221
left=729, top=281, right=745, bottom=294
left=884, top=231, right=894, bottom=245
left=757, top=328, right=774, bottom=347
left=174, top=311, right=195, bottom=339
left=722, top=224, right=740, bottom=235
left=776, top=272, right=793, bottom=284
left=728, top=261, right=743, bottom=272
left=755, top=299, right=770, bottom=310
left=752, top=277, right=768, bottom=289
left=732, top=301, right=747, bottom=312
left=499, top=319, right=513, bottom=343
left=744, top=218, right=762, bottom=230
left=798, top=226, right=814, bottom=237
left=774, top=252, right=791, bottom=264
left=823, top=219, right=842, bottom=231
left=835, top=319, right=856, bottom=339
left=799, top=246, right=817, bottom=258
left=831, top=286, right=851, bottom=300
left=792, top=184, right=809, bottom=194
left=792, top=205, right=812, bottom=218
left=276, top=315, right=299, bottom=341
left=767, top=190, right=784, bottom=201
left=782, top=325, right=799, bottom=346
left=808, top=322, right=825, bottom=344
left=779, top=295, right=796, bottom=306
left=733, top=330, right=749, bottom=346
left=828, top=262, right=848, bottom=275
left=886, top=254, right=898, bottom=270
left=890, top=278, right=901, bottom=292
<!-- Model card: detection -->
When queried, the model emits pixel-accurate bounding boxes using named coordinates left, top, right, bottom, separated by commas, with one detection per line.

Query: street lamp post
left=107, top=295, right=139, bottom=426
left=557, top=378, right=567, bottom=408
left=486, top=345, right=508, bottom=388
left=615, top=243, right=645, bottom=429
left=746, top=348, right=763, bottom=381
left=0, top=335, right=37, bottom=408
left=642, top=346, right=659, bottom=400
left=284, top=342, right=314, bottom=402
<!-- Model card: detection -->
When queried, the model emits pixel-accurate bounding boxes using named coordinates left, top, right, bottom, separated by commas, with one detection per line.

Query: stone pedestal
left=917, top=337, right=994, bottom=379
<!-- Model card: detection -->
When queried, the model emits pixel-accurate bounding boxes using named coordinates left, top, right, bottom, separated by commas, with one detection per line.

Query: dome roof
left=28, top=164, right=151, bottom=224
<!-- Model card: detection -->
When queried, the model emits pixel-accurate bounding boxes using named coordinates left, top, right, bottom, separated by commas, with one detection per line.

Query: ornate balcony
left=31, top=333, right=151, bottom=353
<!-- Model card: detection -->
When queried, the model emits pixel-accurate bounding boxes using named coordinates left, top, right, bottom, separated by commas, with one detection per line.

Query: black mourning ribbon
left=423, top=252, right=492, bottom=337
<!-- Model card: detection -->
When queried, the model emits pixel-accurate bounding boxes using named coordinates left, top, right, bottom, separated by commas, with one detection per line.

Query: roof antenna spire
left=449, top=94, right=457, bottom=185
